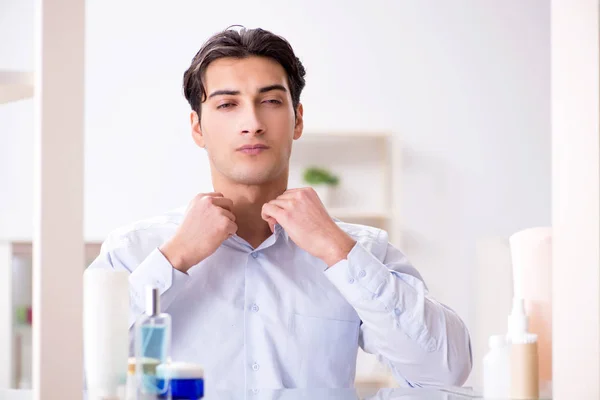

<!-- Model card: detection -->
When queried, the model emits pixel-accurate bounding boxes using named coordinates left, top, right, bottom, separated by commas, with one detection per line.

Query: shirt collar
left=225, top=222, right=289, bottom=252
left=273, top=222, right=288, bottom=242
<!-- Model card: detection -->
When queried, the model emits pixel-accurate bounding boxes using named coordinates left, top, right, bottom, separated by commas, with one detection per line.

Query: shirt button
left=251, top=252, right=259, bottom=259
left=358, top=270, right=366, bottom=278
left=250, top=304, right=259, bottom=313
left=348, top=278, right=355, bottom=284
left=394, top=308, right=401, bottom=316
left=252, top=363, right=260, bottom=371
left=427, top=338, right=437, bottom=352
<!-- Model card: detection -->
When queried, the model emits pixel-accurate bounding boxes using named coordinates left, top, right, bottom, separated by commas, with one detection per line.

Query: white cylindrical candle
left=83, top=269, right=130, bottom=399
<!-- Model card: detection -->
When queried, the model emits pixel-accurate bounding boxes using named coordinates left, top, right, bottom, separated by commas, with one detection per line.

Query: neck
left=212, top=174, right=288, bottom=248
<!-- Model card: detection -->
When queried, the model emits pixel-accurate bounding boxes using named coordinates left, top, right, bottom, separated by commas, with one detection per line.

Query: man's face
left=192, top=56, right=303, bottom=186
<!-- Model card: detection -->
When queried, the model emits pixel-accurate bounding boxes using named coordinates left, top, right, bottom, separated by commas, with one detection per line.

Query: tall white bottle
left=483, top=334, right=510, bottom=399
left=83, top=269, right=130, bottom=400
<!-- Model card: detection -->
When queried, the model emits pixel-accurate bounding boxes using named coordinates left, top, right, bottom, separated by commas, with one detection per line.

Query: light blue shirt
left=88, top=207, right=472, bottom=390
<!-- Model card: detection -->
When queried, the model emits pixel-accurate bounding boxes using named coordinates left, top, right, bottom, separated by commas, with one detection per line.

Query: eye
left=263, top=99, right=282, bottom=105
left=217, top=102, right=235, bottom=110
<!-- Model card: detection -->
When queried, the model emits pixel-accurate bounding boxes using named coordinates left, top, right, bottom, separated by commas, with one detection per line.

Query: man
left=89, top=26, right=472, bottom=389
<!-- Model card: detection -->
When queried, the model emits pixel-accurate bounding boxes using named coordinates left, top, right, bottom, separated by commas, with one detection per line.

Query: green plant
left=303, top=167, right=339, bottom=186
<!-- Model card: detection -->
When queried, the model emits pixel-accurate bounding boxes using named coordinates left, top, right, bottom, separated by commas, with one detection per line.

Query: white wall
left=1, top=0, right=550, bottom=386
left=551, top=0, right=600, bottom=397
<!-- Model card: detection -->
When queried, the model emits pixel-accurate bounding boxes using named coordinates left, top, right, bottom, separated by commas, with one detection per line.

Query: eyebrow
left=258, top=84, right=287, bottom=94
left=208, top=84, right=288, bottom=99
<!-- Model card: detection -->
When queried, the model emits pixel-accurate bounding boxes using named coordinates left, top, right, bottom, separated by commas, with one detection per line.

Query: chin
left=229, top=167, right=282, bottom=186
left=233, top=175, right=274, bottom=185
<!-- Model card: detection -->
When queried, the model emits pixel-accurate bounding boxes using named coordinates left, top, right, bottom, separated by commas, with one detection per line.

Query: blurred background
left=0, top=0, right=550, bottom=391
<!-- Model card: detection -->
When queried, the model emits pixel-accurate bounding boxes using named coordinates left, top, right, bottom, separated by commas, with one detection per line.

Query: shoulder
left=101, top=206, right=185, bottom=253
left=334, top=219, right=390, bottom=260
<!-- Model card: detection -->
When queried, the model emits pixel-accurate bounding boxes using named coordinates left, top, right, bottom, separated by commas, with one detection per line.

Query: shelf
left=0, top=71, right=34, bottom=105
left=13, top=325, right=31, bottom=336
left=328, top=208, right=390, bottom=220
left=1, top=240, right=103, bottom=256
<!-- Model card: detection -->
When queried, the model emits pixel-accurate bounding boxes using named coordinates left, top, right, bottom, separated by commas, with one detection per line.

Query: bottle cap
left=508, top=297, right=528, bottom=342
left=156, top=362, right=205, bottom=379
left=512, top=332, right=538, bottom=345
left=146, top=286, right=160, bottom=316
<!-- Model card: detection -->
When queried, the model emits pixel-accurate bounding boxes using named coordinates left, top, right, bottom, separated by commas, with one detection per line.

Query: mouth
left=237, top=144, right=270, bottom=155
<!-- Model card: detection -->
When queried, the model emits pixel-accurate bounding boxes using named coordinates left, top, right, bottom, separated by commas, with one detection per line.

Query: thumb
left=266, top=217, right=276, bottom=233
left=261, top=203, right=279, bottom=233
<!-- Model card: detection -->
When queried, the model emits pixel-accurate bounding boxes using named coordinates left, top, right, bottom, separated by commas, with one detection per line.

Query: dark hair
left=183, top=26, right=306, bottom=119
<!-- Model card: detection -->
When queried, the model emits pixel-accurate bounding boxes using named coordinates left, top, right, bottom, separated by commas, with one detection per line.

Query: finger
left=267, top=199, right=295, bottom=210
left=265, top=216, right=276, bottom=233
left=277, top=188, right=312, bottom=199
left=219, top=208, right=236, bottom=222
left=279, top=188, right=303, bottom=197
left=224, top=220, right=238, bottom=236
left=275, top=192, right=297, bottom=200
left=191, top=192, right=223, bottom=210
left=261, top=203, right=286, bottom=224
left=201, top=192, right=224, bottom=197
left=211, top=197, right=234, bottom=212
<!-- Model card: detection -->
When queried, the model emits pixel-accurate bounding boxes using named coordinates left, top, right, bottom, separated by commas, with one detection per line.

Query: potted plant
left=302, top=166, right=339, bottom=207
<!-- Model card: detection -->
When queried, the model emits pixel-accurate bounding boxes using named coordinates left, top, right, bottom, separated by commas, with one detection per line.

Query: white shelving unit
left=0, top=68, right=35, bottom=391
left=0, top=242, right=101, bottom=389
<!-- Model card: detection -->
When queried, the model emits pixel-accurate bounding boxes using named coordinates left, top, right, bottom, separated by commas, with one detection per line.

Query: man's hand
left=261, top=188, right=356, bottom=267
left=160, top=193, right=237, bottom=273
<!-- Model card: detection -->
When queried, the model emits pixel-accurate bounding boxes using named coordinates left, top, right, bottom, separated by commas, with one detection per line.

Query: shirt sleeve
left=86, top=232, right=191, bottom=329
left=324, top=229, right=472, bottom=387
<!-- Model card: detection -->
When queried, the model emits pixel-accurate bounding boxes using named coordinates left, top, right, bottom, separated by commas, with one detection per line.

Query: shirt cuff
left=129, top=248, right=190, bottom=317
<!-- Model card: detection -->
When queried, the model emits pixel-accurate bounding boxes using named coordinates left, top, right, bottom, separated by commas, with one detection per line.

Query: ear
left=191, top=110, right=205, bottom=148
left=293, top=103, right=304, bottom=140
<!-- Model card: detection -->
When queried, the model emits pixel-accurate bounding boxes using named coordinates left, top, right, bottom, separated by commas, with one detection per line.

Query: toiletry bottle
left=135, top=286, right=171, bottom=397
left=510, top=333, right=539, bottom=399
left=83, top=269, right=130, bottom=400
left=507, top=297, right=529, bottom=343
left=483, top=334, right=510, bottom=399
left=156, top=362, right=205, bottom=400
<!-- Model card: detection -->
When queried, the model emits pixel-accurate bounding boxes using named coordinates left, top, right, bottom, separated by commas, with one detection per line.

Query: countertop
left=0, top=387, right=481, bottom=399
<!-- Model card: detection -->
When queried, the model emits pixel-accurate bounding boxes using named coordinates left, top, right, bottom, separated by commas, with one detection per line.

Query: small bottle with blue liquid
left=135, top=286, right=171, bottom=398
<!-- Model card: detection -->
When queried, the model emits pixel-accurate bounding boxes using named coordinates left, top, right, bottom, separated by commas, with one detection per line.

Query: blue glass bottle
left=135, top=286, right=171, bottom=398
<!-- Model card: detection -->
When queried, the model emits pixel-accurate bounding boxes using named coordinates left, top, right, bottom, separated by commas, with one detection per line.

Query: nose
left=240, top=105, right=265, bottom=136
